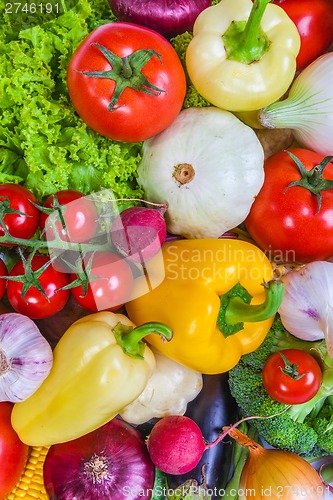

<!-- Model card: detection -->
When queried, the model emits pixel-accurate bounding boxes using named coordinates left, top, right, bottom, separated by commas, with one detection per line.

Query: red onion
left=43, top=417, right=155, bottom=500
left=108, top=0, right=212, bottom=39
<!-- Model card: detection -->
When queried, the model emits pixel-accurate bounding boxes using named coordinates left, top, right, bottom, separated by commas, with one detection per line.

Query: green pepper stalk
left=222, top=0, right=271, bottom=64
left=218, top=280, right=285, bottom=335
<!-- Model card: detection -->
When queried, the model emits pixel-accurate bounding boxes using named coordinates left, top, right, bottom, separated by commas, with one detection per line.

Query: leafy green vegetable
left=0, top=0, right=143, bottom=199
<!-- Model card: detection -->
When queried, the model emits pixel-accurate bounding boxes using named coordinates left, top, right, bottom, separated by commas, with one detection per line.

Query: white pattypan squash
left=137, top=107, right=265, bottom=238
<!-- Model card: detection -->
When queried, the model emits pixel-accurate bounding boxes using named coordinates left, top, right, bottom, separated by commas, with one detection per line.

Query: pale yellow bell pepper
left=11, top=312, right=172, bottom=446
left=186, top=0, right=300, bottom=111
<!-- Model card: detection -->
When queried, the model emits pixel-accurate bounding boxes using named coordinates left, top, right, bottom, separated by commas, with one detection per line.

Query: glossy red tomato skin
left=7, top=255, right=70, bottom=319
left=262, top=349, right=322, bottom=405
left=0, top=402, right=29, bottom=498
left=0, top=184, right=40, bottom=242
left=272, top=0, right=333, bottom=70
left=40, top=189, right=98, bottom=243
left=0, top=258, right=7, bottom=300
left=245, top=148, right=333, bottom=263
left=67, top=22, right=187, bottom=142
left=70, top=251, right=134, bottom=312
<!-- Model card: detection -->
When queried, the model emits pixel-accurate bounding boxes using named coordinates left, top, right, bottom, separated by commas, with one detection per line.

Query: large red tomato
left=0, top=402, right=29, bottom=498
left=245, top=148, right=333, bottom=263
left=67, top=22, right=187, bottom=142
left=272, top=0, right=333, bottom=70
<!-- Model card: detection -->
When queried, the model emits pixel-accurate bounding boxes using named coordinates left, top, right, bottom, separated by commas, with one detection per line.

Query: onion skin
left=108, top=0, right=212, bottom=39
left=227, top=427, right=325, bottom=500
left=43, top=417, right=155, bottom=500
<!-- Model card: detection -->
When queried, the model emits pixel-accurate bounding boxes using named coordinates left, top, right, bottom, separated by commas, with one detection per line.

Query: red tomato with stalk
left=40, top=189, right=98, bottom=243
left=262, top=349, right=322, bottom=405
left=272, top=0, right=333, bottom=71
left=0, top=184, right=40, bottom=243
left=70, top=251, right=134, bottom=312
left=0, top=402, right=29, bottom=498
left=7, top=254, right=70, bottom=319
left=66, top=22, right=187, bottom=142
left=245, top=148, right=333, bottom=263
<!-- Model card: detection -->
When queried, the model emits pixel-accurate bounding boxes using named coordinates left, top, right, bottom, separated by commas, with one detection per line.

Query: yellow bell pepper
left=186, top=0, right=300, bottom=111
left=126, top=239, right=284, bottom=374
left=11, top=312, right=172, bottom=446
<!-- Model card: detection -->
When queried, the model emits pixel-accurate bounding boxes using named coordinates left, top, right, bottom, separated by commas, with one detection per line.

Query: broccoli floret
left=229, top=314, right=333, bottom=458
left=308, top=404, right=333, bottom=455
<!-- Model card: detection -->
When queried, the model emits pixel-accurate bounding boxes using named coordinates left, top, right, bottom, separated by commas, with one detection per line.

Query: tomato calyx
left=78, top=44, right=166, bottom=111
left=3, top=251, right=53, bottom=300
left=285, top=151, right=333, bottom=214
left=59, top=253, right=102, bottom=296
left=278, top=351, right=307, bottom=380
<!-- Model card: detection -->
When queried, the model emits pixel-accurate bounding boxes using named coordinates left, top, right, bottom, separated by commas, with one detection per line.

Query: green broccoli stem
left=286, top=368, right=333, bottom=423
left=271, top=326, right=326, bottom=363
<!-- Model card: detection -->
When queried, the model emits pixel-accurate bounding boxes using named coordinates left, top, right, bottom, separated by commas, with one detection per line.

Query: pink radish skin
left=146, top=415, right=206, bottom=475
left=111, top=206, right=167, bottom=263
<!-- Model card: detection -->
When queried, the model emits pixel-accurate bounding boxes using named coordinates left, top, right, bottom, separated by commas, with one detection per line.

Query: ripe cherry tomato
left=67, top=22, right=187, bottom=142
left=70, top=251, right=134, bottom=312
left=7, top=254, right=70, bottom=319
left=40, top=189, right=98, bottom=243
left=272, top=0, right=333, bottom=70
left=262, top=349, right=322, bottom=405
left=245, top=148, right=333, bottom=263
left=0, top=258, right=7, bottom=300
left=0, top=402, right=29, bottom=498
left=0, top=184, right=40, bottom=243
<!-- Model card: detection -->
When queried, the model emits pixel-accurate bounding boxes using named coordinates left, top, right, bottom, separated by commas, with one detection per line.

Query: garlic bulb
left=279, top=261, right=333, bottom=356
left=0, top=313, right=53, bottom=402
left=137, top=107, right=264, bottom=239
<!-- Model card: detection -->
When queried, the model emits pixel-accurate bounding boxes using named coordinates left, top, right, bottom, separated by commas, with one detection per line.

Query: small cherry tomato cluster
left=0, top=184, right=135, bottom=319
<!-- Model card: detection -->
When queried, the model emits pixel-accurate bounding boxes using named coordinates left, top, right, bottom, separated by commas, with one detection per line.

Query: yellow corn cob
left=5, top=446, right=49, bottom=500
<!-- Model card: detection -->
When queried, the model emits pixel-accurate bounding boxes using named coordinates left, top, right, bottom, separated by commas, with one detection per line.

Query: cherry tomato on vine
left=70, top=251, right=134, bottom=312
left=0, top=184, right=40, bottom=243
left=272, top=0, right=333, bottom=71
left=262, top=349, right=322, bottom=405
left=245, top=148, right=333, bottom=263
left=0, top=258, right=7, bottom=300
left=66, top=22, right=187, bottom=142
left=0, top=402, right=29, bottom=498
left=40, top=189, right=98, bottom=243
left=7, top=254, right=70, bottom=319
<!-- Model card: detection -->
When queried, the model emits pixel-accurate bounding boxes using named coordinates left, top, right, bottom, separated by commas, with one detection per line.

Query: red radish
left=146, top=415, right=206, bottom=475
left=111, top=206, right=167, bottom=263
left=147, top=410, right=290, bottom=475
